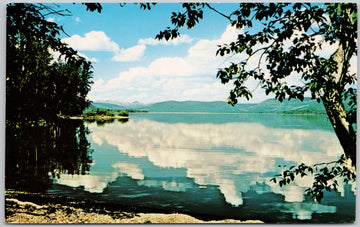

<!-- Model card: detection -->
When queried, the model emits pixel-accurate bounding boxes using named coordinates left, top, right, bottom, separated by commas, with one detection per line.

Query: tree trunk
left=321, top=37, right=356, bottom=167
left=322, top=96, right=356, bottom=164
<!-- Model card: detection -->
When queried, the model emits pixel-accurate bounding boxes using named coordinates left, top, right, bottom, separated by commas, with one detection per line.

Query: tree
left=6, top=3, right=95, bottom=194
left=6, top=3, right=93, bottom=124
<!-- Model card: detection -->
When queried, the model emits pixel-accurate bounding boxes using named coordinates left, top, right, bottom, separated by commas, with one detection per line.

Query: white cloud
left=89, top=68, right=233, bottom=103
left=63, top=31, right=149, bottom=62
left=92, top=78, right=104, bottom=91
left=147, top=57, right=199, bottom=77
left=90, top=23, right=354, bottom=104
left=112, top=44, right=146, bottom=62
left=47, top=17, right=55, bottom=22
left=88, top=25, right=270, bottom=103
left=138, top=34, right=193, bottom=46
left=218, top=24, right=240, bottom=43
left=75, top=17, right=81, bottom=22
left=62, top=31, right=120, bottom=52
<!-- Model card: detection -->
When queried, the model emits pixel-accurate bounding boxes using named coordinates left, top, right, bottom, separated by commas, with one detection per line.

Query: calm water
left=6, top=114, right=356, bottom=223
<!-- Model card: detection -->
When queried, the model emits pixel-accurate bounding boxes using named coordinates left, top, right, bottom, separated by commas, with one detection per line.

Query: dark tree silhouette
left=6, top=3, right=93, bottom=124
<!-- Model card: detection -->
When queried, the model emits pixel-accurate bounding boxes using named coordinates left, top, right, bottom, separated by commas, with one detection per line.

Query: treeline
left=6, top=3, right=93, bottom=125
left=6, top=3, right=96, bottom=192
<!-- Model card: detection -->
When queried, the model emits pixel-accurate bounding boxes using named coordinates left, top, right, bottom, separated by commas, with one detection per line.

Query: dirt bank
left=5, top=190, right=263, bottom=224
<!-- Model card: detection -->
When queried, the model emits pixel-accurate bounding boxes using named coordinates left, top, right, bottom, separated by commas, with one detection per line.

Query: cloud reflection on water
left=88, top=118, right=343, bottom=202
left=54, top=114, right=353, bottom=220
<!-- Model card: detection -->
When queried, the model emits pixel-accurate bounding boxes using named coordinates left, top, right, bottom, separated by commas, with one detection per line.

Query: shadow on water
left=6, top=120, right=94, bottom=192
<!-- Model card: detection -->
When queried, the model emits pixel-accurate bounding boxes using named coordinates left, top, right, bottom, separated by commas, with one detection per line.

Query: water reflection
left=51, top=114, right=354, bottom=222
left=84, top=118, right=129, bottom=127
left=6, top=120, right=93, bottom=192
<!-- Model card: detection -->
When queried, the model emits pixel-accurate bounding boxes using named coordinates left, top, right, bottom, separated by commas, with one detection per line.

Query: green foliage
left=96, top=108, right=115, bottom=116
left=83, top=109, right=96, bottom=117
left=156, top=3, right=205, bottom=41
left=118, top=110, right=129, bottom=117
left=82, top=2, right=156, bottom=13
left=270, top=155, right=356, bottom=203
left=6, top=3, right=93, bottom=124
left=82, top=3, right=102, bottom=13
left=83, top=108, right=129, bottom=117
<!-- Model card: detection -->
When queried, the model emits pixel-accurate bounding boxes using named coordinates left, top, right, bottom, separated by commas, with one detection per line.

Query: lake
left=5, top=113, right=356, bottom=223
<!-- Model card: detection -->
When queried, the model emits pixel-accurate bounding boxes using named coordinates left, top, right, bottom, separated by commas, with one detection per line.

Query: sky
left=10, top=3, right=357, bottom=104
left=46, top=3, right=249, bottom=104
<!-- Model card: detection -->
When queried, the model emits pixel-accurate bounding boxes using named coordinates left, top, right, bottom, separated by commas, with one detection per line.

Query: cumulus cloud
left=90, top=23, right=356, bottom=104
left=63, top=31, right=195, bottom=64
left=138, top=34, right=193, bottom=46
left=112, top=44, right=146, bottom=62
left=89, top=69, right=233, bottom=103
left=89, top=25, right=243, bottom=102
left=92, top=78, right=104, bottom=91
left=62, top=31, right=148, bottom=62
left=62, top=31, right=120, bottom=52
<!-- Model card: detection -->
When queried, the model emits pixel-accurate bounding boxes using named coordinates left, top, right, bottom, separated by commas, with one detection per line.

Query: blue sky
left=45, top=3, right=263, bottom=104
left=44, top=3, right=350, bottom=104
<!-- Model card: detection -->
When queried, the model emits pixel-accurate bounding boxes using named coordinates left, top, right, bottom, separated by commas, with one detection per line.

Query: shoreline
left=5, top=190, right=263, bottom=224
left=58, top=115, right=130, bottom=120
left=70, top=115, right=130, bottom=120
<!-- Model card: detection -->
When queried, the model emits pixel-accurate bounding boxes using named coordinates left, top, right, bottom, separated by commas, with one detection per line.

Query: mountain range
left=89, top=98, right=328, bottom=114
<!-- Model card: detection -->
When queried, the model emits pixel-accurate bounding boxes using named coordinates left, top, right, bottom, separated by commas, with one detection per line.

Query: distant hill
left=90, top=102, right=128, bottom=110
left=242, top=98, right=326, bottom=114
left=93, top=100, right=145, bottom=109
left=88, top=98, right=329, bottom=114
left=136, top=101, right=254, bottom=113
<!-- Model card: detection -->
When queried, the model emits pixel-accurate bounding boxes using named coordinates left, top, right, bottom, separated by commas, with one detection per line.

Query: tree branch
left=205, top=3, right=232, bottom=22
